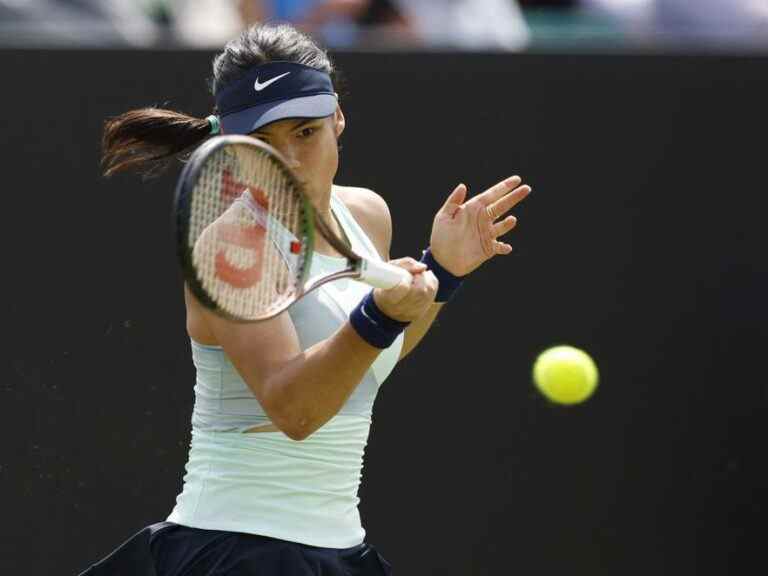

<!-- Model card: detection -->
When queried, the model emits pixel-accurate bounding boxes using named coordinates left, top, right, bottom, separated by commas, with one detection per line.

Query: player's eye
left=297, top=126, right=317, bottom=139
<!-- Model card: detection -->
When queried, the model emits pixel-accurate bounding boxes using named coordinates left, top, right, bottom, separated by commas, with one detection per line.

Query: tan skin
left=186, top=105, right=530, bottom=440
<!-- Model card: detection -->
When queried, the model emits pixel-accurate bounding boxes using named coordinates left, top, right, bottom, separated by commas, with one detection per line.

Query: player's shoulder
left=333, top=184, right=392, bottom=258
left=333, top=184, right=390, bottom=222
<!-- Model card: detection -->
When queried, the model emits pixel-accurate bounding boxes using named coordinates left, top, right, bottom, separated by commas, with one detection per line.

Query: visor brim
left=220, top=94, right=338, bottom=135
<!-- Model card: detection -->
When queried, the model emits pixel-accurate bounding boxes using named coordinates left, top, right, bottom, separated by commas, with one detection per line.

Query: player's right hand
left=372, top=257, right=438, bottom=322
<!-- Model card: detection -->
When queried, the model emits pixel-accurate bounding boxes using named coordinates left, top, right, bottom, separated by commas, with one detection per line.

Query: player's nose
left=277, top=144, right=300, bottom=170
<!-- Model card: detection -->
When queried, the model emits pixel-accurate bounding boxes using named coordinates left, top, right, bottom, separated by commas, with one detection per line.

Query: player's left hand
left=429, top=175, right=531, bottom=276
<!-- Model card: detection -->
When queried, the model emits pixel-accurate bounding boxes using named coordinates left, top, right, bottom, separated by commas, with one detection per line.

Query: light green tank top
left=167, top=189, right=404, bottom=548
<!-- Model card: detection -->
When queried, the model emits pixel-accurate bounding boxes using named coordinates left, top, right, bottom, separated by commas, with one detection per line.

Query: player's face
left=250, top=107, right=345, bottom=203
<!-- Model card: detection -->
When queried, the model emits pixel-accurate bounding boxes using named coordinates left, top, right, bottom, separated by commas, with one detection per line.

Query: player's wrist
left=420, top=248, right=465, bottom=302
left=349, top=291, right=410, bottom=349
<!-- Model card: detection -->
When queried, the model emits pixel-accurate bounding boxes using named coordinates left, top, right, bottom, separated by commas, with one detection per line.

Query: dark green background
left=1, top=49, right=765, bottom=575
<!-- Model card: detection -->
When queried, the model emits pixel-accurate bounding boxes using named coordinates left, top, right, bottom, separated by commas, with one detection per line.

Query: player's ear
left=333, top=105, right=346, bottom=138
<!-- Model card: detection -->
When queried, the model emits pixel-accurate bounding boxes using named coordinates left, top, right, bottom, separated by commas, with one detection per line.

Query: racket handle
left=359, top=258, right=412, bottom=289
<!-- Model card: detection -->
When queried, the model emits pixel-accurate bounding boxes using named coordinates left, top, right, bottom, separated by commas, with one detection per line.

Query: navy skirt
left=79, top=522, right=392, bottom=576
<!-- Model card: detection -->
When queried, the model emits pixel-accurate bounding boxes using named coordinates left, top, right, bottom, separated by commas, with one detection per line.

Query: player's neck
left=313, top=187, right=333, bottom=221
left=314, top=190, right=337, bottom=240
left=314, top=188, right=349, bottom=257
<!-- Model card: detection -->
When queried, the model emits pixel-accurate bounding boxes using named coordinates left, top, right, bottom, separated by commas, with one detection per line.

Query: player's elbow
left=259, top=387, right=317, bottom=441
left=275, top=412, right=315, bottom=442
left=283, top=420, right=313, bottom=441
left=274, top=412, right=316, bottom=441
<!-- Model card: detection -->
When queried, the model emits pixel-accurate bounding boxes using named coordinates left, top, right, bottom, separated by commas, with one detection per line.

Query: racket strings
left=188, top=145, right=307, bottom=320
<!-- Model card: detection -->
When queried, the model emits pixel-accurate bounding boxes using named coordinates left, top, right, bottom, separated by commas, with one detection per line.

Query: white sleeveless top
left=167, top=189, right=404, bottom=548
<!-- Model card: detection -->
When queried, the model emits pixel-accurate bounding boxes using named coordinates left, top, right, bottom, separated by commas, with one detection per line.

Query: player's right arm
left=185, top=258, right=436, bottom=441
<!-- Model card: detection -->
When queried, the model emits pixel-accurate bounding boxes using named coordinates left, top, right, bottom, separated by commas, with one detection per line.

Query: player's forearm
left=399, top=303, right=444, bottom=359
left=262, top=322, right=380, bottom=441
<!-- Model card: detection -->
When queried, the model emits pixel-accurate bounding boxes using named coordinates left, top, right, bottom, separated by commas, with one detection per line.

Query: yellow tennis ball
left=533, top=345, right=599, bottom=405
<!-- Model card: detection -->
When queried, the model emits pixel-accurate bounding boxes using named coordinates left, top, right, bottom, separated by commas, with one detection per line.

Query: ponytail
left=103, top=23, right=338, bottom=177
left=101, top=108, right=214, bottom=177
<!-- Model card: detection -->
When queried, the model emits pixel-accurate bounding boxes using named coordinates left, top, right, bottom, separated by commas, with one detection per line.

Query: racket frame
left=174, top=135, right=409, bottom=322
left=174, top=135, right=316, bottom=321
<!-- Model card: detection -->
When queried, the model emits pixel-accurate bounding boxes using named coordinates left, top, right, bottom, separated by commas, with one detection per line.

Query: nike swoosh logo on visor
left=254, top=72, right=292, bottom=92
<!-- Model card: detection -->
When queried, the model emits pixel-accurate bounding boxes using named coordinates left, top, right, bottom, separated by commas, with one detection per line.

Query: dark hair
left=101, top=23, right=338, bottom=177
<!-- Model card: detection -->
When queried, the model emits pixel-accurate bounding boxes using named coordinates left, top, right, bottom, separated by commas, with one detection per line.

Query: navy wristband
left=420, top=248, right=465, bottom=302
left=349, top=291, right=410, bottom=349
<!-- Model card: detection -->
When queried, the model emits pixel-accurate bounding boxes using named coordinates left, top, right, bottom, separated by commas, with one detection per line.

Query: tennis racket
left=174, top=135, right=411, bottom=321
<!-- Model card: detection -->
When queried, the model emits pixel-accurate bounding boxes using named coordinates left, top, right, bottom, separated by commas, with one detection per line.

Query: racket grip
left=359, top=258, right=412, bottom=289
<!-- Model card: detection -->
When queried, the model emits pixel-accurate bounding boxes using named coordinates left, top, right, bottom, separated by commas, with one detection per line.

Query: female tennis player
left=87, top=22, right=530, bottom=576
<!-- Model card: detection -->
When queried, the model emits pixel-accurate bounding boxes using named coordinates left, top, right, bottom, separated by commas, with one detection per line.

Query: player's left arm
left=343, top=175, right=531, bottom=360
left=338, top=186, right=441, bottom=359
left=407, top=175, right=532, bottom=355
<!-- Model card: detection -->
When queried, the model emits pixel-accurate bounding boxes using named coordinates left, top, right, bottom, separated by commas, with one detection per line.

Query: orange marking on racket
left=221, top=169, right=269, bottom=209
left=214, top=221, right=266, bottom=289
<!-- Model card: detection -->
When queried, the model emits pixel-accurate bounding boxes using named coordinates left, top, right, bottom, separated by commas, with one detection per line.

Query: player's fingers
left=476, top=175, right=522, bottom=205
left=439, top=183, right=467, bottom=217
left=485, top=184, right=531, bottom=221
left=406, top=268, right=428, bottom=299
left=493, top=240, right=513, bottom=255
left=411, top=269, right=426, bottom=289
left=389, top=257, right=426, bottom=275
left=408, top=271, right=437, bottom=313
left=422, top=270, right=439, bottom=300
left=492, top=215, right=517, bottom=238
left=375, top=260, right=423, bottom=306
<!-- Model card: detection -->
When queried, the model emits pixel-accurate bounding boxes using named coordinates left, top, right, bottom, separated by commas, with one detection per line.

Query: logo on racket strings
left=221, top=170, right=269, bottom=209
left=214, top=170, right=270, bottom=289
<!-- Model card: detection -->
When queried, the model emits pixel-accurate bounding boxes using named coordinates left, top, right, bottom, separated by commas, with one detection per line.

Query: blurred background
left=0, top=0, right=766, bottom=50
left=2, top=2, right=766, bottom=576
